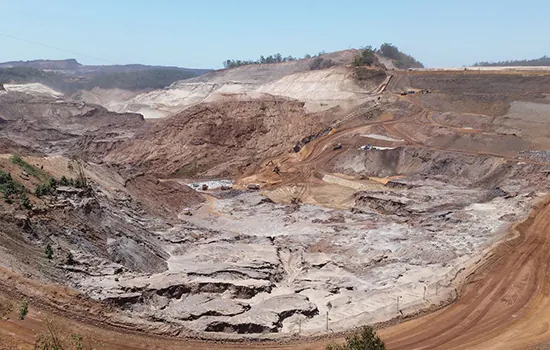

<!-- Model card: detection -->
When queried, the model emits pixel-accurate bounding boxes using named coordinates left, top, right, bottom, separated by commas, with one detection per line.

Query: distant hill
left=0, top=59, right=211, bottom=93
left=0, top=58, right=82, bottom=70
left=473, top=56, right=550, bottom=67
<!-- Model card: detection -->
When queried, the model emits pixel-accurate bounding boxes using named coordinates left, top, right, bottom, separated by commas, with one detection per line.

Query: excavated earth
left=2, top=66, right=550, bottom=350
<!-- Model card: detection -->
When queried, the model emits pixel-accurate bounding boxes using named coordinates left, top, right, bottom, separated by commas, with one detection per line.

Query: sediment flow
left=1, top=65, right=550, bottom=349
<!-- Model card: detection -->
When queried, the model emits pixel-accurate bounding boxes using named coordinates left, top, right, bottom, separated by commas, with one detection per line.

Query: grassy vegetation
left=326, top=326, right=386, bottom=350
left=11, top=155, right=45, bottom=178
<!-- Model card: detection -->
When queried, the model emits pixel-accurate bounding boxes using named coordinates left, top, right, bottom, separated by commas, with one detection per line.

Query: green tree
left=326, top=326, right=386, bottom=350
left=354, top=46, right=376, bottom=66
left=3, top=192, right=12, bottom=204
left=45, top=243, right=53, bottom=260
left=35, top=183, right=46, bottom=197
left=21, top=193, right=31, bottom=210
left=380, top=43, right=400, bottom=59
left=379, top=43, right=424, bottom=69
left=59, top=176, right=69, bottom=186
left=48, top=177, right=58, bottom=190
left=19, top=299, right=28, bottom=320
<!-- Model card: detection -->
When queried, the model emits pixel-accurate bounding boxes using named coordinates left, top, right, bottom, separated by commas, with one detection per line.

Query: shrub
left=19, top=299, right=28, bottom=320
left=35, top=183, right=55, bottom=197
left=3, top=192, right=12, bottom=204
left=354, top=46, right=376, bottom=66
left=20, top=194, right=31, bottom=210
left=35, top=184, right=45, bottom=197
left=36, top=176, right=80, bottom=197
left=48, top=177, right=58, bottom=190
left=326, top=326, right=386, bottom=350
left=310, top=57, right=336, bottom=71
left=66, top=252, right=75, bottom=265
left=59, top=176, right=69, bottom=186
left=45, top=243, right=53, bottom=260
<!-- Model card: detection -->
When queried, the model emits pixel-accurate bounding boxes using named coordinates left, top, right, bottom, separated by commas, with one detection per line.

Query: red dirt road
left=378, top=195, right=550, bottom=350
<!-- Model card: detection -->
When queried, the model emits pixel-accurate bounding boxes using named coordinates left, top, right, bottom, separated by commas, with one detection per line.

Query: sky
left=0, top=0, right=549, bottom=69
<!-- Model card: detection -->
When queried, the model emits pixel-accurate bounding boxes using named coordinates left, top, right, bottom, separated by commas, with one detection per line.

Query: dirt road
left=378, top=195, right=550, bottom=350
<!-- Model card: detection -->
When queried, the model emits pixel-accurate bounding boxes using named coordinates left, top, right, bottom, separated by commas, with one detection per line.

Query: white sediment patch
left=187, top=179, right=233, bottom=191
left=361, top=134, right=405, bottom=142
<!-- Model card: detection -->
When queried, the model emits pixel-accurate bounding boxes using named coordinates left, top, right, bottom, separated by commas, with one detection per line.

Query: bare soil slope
left=102, top=51, right=382, bottom=118
left=106, top=99, right=338, bottom=178
left=3, top=69, right=550, bottom=350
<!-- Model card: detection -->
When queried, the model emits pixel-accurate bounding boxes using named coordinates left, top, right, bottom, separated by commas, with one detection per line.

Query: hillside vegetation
left=222, top=44, right=424, bottom=70
left=378, top=43, right=424, bottom=69
left=222, top=52, right=326, bottom=69
left=474, top=56, right=550, bottom=67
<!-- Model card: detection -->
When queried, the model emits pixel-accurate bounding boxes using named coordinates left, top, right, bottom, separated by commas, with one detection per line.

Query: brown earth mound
left=106, top=99, right=334, bottom=178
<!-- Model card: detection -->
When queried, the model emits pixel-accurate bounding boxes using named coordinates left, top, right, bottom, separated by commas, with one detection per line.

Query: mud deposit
left=3, top=67, right=550, bottom=349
